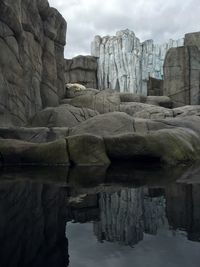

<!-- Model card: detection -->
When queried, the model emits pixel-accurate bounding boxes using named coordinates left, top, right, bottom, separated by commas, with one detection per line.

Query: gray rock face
left=65, top=56, right=98, bottom=88
left=0, top=0, right=67, bottom=127
left=163, top=32, right=200, bottom=107
left=91, top=29, right=183, bottom=94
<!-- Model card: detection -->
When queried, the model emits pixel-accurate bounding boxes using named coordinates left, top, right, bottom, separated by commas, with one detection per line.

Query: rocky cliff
left=65, top=55, right=98, bottom=88
left=163, top=32, right=200, bottom=107
left=0, top=0, right=67, bottom=126
left=91, top=29, right=183, bottom=94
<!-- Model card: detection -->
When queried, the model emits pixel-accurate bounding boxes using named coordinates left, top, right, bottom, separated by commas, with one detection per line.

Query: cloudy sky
left=49, top=0, right=200, bottom=58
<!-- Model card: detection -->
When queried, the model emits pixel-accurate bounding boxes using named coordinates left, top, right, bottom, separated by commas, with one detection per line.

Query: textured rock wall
left=65, top=55, right=98, bottom=88
left=91, top=29, right=183, bottom=94
left=0, top=0, right=67, bottom=126
left=163, top=32, right=200, bottom=107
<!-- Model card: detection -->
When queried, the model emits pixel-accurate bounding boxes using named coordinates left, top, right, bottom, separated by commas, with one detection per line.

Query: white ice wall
left=91, top=29, right=183, bottom=95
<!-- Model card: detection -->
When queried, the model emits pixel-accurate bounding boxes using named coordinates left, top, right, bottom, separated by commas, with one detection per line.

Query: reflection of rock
left=0, top=180, right=69, bottom=267
left=93, top=188, right=166, bottom=246
left=165, top=184, right=200, bottom=242
left=144, top=192, right=166, bottom=235
left=94, top=188, right=144, bottom=246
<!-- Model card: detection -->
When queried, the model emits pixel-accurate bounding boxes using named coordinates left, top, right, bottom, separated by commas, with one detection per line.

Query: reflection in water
left=0, top=180, right=69, bottom=267
left=166, top=184, right=200, bottom=242
left=0, top=166, right=200, bottom=266
left=94, top=188, right=166, bottom=246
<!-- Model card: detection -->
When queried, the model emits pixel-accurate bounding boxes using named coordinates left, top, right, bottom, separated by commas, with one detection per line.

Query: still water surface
left=0, top=165, right=200, bottom=267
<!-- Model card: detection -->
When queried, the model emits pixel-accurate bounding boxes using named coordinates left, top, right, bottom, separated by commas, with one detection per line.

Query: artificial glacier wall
left=91, top=29, right=183, bottom=95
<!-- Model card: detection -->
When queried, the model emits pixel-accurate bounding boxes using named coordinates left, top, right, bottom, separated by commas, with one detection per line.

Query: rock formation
left=1, top=113, right=200, bottom=166
left=0, top=0, right=67, bottom=127
left=65, top=56, right=98, bottom=88
left=163, top=32, right=200, bottom=107
left=91, top=29, right=183, bottom=94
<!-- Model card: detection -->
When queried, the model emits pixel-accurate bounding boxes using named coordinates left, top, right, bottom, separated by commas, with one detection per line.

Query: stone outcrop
left=65, top=56, right=98, bottom=88
left=1, top=113, right=200, bottom=166
left=91, top=29, right=183, bottom=94
left=163, top=32, right=200, bottom=107
left=0, top=0, right=67, bottom=127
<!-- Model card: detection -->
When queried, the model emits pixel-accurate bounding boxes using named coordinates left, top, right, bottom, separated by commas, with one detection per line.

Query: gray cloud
left=48, top=0, right=200, bottom=58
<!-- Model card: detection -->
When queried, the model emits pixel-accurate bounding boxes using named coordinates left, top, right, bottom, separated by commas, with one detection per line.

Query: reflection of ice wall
left=144, top=194, right=166, bottom=235
left=91, top=29, right=183, bottom=95
left=93, top=188, right=166, bottom=246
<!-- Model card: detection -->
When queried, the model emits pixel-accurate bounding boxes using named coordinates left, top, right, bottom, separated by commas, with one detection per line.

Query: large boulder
left=28, top=104, right=99, bottom=127
left=0, top=139, right=69, bottom=165
left=0, top=0, right=67, bottom=126
left=67, top=134, right=110, bottom=166
left=69, top=112, right=134, bottom=136
left=104, top=128, right=200, bottom=165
